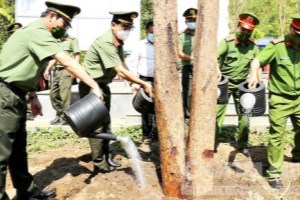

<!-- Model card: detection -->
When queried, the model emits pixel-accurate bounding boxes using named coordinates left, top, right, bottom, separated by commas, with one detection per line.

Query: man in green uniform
left=215, top=13, right=260, bottom=154
left=79, top=11, right=152, bottom=172
left=44, top=34, right=81, bottom=125
left=248, top=14, right=300, bottom=189
left=0, top=1, right=102, bottom=199
left=178, top=8, right=197, bottom=120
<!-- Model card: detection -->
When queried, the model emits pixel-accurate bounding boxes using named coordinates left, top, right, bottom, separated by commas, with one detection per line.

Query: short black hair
left=146, top=20, right=153, bottom=30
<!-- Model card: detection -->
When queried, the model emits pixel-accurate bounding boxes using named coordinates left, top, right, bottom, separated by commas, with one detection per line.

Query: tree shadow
left=227, top=145, right=268, bottom=177
left=33, top=153, right=93, bottom=189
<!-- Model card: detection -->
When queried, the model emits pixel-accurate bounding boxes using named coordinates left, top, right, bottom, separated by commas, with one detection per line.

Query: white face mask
left=147, top=33, right=154, bottom=43
left=117, top=30, right=130, bottom=41
left=187, top=22, right=196, bottom=30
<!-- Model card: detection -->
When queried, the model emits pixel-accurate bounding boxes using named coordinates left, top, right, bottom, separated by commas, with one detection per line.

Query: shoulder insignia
left=272, top=37, right=284, bottom=44
left=225, top=36, right=234, bottom=42
left=178, top=29, right=186, bottom=35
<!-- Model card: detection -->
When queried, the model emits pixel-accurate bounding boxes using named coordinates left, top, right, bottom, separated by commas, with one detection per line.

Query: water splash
left=117, top=135, right=146, bottom=188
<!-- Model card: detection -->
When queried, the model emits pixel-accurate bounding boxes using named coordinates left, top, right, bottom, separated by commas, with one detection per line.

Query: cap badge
left=247, top=16, right=254, bottom=21
left=191, top=10, right=195, bottom=15
left=131, top=14, right=137, bottom=19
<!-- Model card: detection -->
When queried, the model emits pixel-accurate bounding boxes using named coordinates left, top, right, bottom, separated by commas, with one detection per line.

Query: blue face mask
left=147, top=33, right=154, bottom=43
left=187, top=22, right=196, bottom=30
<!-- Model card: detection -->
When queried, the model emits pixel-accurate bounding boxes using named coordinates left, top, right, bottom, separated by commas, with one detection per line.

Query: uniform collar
left=184, top=28, right=195, bottom=36
left=234, top=37, right=250, bottom=46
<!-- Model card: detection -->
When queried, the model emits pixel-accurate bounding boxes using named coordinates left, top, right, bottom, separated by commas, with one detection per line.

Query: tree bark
left=152, top=0, right=186, bottom=198
left=185, top=0, right=219, bottom=198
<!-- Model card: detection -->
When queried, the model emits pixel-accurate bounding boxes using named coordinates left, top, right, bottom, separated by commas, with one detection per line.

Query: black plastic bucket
left=238, top=81, right=266, bottom=117
left=64, top=93, right=110, bottom=137
left=217, top=75, right=229, bottom=104
left=132, top=88, right=154, bottom=114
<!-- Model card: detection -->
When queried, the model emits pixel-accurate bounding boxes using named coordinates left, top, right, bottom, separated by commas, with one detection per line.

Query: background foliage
left=0, top=0, right=15, bottom=50
left=229, top=0, right=300, bottom=38
left=2, top=1, right=300, bottom=50
left=140, top=0, right=153, bottom=38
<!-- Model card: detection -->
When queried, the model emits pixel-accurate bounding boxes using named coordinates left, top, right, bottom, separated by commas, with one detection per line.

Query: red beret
left=239, top=13, right=259, bottom=30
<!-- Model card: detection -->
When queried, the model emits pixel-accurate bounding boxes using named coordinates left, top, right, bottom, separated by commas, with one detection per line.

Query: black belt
left=0, top=80, right=27, bottom=97
left=97, top=82, right=108, bottom=88
left=55, top=67, right=65, bottom=71
left=139, top=75, right=154, bottom=82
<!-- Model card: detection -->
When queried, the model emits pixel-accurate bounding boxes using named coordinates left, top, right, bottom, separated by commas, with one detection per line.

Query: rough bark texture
left=185, top=0, right=219, bottom=198
left=152, top=0, right=186, bottom=198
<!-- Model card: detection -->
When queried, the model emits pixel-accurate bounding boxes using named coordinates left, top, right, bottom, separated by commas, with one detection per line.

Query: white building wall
left=15, top=0, right=229, bottom=51
left=15, top=0, right=141, bottom=51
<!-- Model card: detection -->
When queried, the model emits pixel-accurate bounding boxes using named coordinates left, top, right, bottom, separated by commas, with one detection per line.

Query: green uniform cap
left=7, top=23, right=22, bottom=33
left=183, top=8, right=198, bottom=18
left=45, top=1, right=81, bottom=27
left=109, top=11, right=138, bottom=28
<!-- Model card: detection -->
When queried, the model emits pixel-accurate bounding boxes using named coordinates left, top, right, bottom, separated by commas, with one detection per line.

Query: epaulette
left=225, top=36, right=235, bottom=42
left=272, top=37, right=284, bottom=44
left=68, top=36, right=75, bottom=40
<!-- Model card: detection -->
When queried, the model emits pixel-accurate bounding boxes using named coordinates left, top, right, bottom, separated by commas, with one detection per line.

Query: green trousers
left=50, top=68, right=73, bottom=118
left=78, top=82, right=112, bottom=169
left=181, top=65, right=193, bottom=119
left=216, top=82, right=249, bottom=149
left=267, top=93, right=300, bottom=178
left=0, top=87, right=39, bottom=200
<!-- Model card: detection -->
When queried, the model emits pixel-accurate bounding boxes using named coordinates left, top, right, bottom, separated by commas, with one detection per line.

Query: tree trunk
left=185, top=0, right=219, bottom=198
left=152, top=0, right=186, bottom=198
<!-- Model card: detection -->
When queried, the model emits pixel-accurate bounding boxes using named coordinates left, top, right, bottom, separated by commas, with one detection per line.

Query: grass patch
left=114, top=125, right=143, bottom=143
left=27, top=127, right=86, bottom=153
left=27, top=125, right=296, bottom=153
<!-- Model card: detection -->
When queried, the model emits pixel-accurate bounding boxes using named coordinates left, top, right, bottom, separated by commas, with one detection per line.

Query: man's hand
left=30, top=97, right=43, bottom=116
left=143, top=82, right=153, bottom=98
left=92, top=87, right=104, bottom=101
left=130, top=83, right=140, bottom=93
left=247, top=74, right=259, bottom=89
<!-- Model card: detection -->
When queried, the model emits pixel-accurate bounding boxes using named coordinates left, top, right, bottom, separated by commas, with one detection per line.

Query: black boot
left=15, top=188, right=56, bottom=200
left=103, top=140, right=121, bottom=167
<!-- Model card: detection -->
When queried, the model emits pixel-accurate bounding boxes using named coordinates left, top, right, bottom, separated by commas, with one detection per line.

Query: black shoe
left=291, top=158, right=300, bottom=163
left=16, top=189, right=56, bottom=200
left=236, top=147, right=251, bottom=157
left=107, top=157, right=121, bottom=167
left=50, top=117, right=61, bottom=125
left=268, top=178, right=283, bottom=189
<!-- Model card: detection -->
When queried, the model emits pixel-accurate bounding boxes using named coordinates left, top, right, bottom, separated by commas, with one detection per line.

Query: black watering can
left=64, top=93, right=121, bottom=167
left=217, top=75, right=229, bottom=104
left=132, top=87, right=154, bottom=114
left=238, top=81, right=266, bottom=117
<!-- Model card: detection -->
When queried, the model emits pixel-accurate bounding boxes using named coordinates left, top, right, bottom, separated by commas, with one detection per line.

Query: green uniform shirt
left=178, top=30, right=195, bottom=67
left=256, top=36, right=300, bottom=96
left=0, top=19, right=63, bottom=91
left=83, top=29, right=124, bottom=84
left=218, top=34, right=259, bottom=82
left=56, top=36, right=80, bottom=68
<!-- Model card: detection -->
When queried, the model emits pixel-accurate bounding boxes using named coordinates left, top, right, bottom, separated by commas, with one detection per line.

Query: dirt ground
left=5, top=138, right=300, bottom=200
